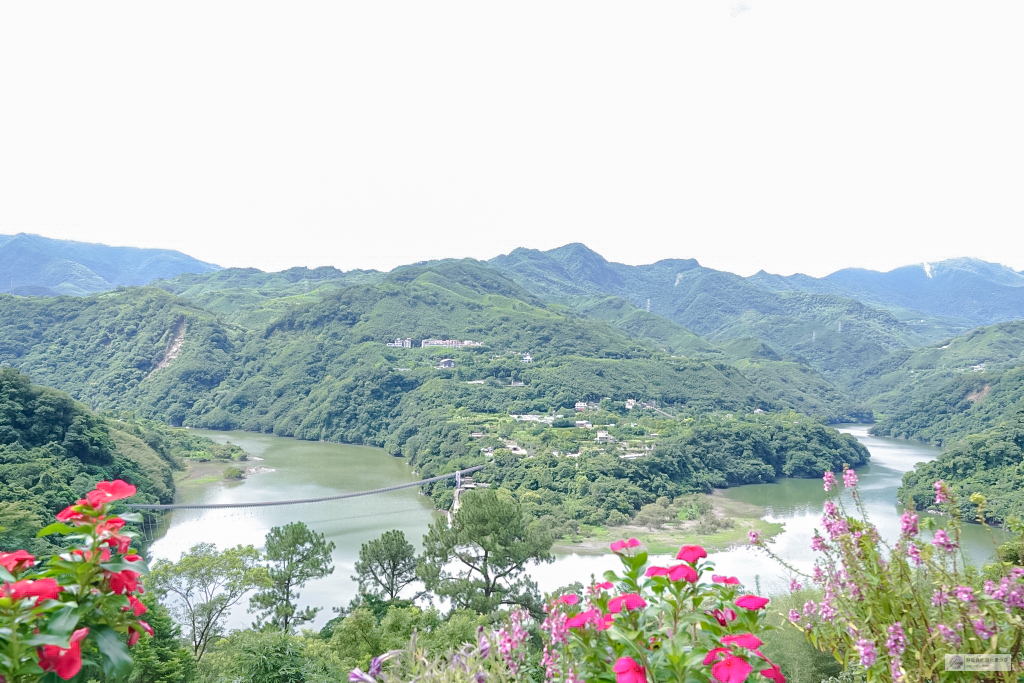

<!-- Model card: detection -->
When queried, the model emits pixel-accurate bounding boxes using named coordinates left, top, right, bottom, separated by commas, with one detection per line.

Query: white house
left=521, top=353, right=532, bottom=363
left=438, top=359, right=455, bottom=369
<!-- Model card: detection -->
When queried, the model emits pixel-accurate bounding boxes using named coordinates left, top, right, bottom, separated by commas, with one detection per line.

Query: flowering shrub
left=0, top=480, right=152, bottom=682
left=758, top=468, right=1024, bottom=682
left=539, top=540, right=781, bottom=683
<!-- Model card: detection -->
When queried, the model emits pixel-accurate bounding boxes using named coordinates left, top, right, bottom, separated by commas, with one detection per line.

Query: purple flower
left=790, top=578, right=803, bottom=592
left=803, top=600, right=817, bottom=617
left=972, top=619, right=996, bottom=640
left=368, top=656, right=385, bottom=679
left=812, top=565, right=825, bottom=583
left=932, top=587, right=949, bottom=607
left=349, top=669, right=376, bottom=683
left=954, top=585, right=975, bottom=603
left=936, top=623, right=961, bottom=647
left=789, top=609, right=801, bottom=623
left=856, top=639, right=877, bottom=667
left=932, top=529, right=957, bottom=553
left=934, top=480, right=949, bottom=504
left=819, top=592, right=837, bottom=621
left=907, top=542, right=922, bottom=565
left=843, top=469, right=858, bottom=488
left=473, top=672, right=487, bottom=683
left=823, top=471, right=836, bottom=492
left=823, top=501, right=837, bottom=518
left=477, top=626, right=491, bottom=658
left=811, top=535, right=828, bottom=552
left=900, top=511, right=918, bottom=536
left=891, top=659, right=903, bottom=681
left=748, top=530, right=760, bottom=545
left=886, top=622, right=906, bottom=656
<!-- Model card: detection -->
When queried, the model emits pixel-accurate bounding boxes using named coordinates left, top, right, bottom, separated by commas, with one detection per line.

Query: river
left=149, top=425, right=1006, bottom=629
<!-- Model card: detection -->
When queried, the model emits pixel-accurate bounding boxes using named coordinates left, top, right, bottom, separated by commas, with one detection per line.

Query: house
left=574, top=401, right=588, bottom=412
left=421, top=339, right=483, bottom=349
left=510, top=380, right=525, bottom=387
left=438, top=359, right=455, bottom=369
left=594, top=430, right=613, bottom=444
left=386, top=338, right=412, bottom=348
left=575, top=420, right=592, bottom=429
left=521, top=353, right=532, bottom=363
left=470, top=432, right=484, bottom=438
left=624, top=399, right=637, bottom=410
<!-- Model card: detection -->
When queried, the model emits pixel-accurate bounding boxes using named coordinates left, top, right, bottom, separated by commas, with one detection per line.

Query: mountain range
left=0, top=232, right=220, bottom=296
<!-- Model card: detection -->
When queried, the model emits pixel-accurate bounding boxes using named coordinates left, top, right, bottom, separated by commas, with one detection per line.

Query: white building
left=438, top=358, right=455, bottom=369
left=521, top=353, right=532, bottom=363
left=386, top=338, right=412, bottom=348
left=594, top=430, right=613, bottom=444
left=574, top=401, right=588, bottom=412
left=421, top=339, right=483, bottom=349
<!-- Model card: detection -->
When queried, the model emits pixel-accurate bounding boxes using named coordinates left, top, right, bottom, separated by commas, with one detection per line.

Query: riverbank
left=552, top=490, right=784, bottom=555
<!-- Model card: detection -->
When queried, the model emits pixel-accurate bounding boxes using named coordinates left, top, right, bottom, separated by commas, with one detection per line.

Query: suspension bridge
left=125, top=465, right=486, bottom=510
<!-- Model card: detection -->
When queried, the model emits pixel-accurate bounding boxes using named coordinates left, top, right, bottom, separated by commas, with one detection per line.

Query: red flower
left=613, top=656, right=646, bottom=683
left=595, top=581, right=614, bottom=590
left=735, top=595, right=769, bottom=610
left=139, top=620, right=153, bottom=636
left=669, top=564, right=698, bottom=583
left=645, top=566, right=670, bottom=577
left=56, top=501, right=89, bottom=523
left=5, top=578, right=61, bottom=603
left=128, top=626, right=142, bottom=647
left=596, top=612, right=614, bottom=630
left=85, top=480, right=137, bottom=508
left=713, top=575, right=741, bottom=585
left=676, top=545, right=707, bottom=563
left=721, top=633, right=763, bottom=649
left=709, top=608, right=738, bottom=626
left=0, top=550, right=35, bottom=574
left=703, top=647, right=730, bottom=665
left=38, top=627, right=88, bottom=680
left=712, top=655, right=753, bottom=683
left=761, top=663, right=786, bottom=683
left=96, top=517, right=126, bottom=535
left=104, top=534, right=132, bottom=554
left=127, top=595, right=148, bottom=616
left=608, top=593, right=647, bottom=613
left=107, top=570, right=139, bottom=594
left=554, top=593, right=579, bottom=605
left=610, top=538, right=641, bottom=552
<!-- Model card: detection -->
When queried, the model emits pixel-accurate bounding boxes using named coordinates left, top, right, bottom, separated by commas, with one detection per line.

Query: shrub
left=0, top=480, right=153, bottom=682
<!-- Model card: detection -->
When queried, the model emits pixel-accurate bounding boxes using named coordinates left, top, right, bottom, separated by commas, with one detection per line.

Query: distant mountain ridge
left=0, top=232, right=220, bottom=296
left=748, top=257, right=1024, bottom=326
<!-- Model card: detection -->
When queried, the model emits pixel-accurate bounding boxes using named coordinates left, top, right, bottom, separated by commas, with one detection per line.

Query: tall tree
left=418, top=488, right=553, bottom=613
left=353, top=530, right=418, bottom=601
left=250, top=522, right=336, bottom=632
left=148, top=543, right=269, bottom=662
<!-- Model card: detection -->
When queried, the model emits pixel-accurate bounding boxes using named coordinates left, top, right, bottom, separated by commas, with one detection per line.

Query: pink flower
left=932, top=529, right=957, bottom=553
left=676, top=545, right=707, bottom=563
left=721, top=633, right=763, bottom=649
left=565, top=609, right=600, bottom=629
left=789, top=578, right=803, bottom=592
left=712, top=655, right=753, bottom=683
left=85, top=480, right=137, bottom=508
left=4, top=578, right=61, bottom=603
left=610, top=538, right=641, bottom=553
left=38, top=628, right=89, bottom=680
left=613, top=657, right=646, bottom=683
left=126, top=595, right=148, bottom=616
left=735, top=595, right=769, bottom=610
left=594, top=581, right=613, bottom=590
left=608, top=593, right=646, bottom=613
left=900, top=511, right=919, bottom=536
left=0, top=550, right=34, bottom=574
left=709, top=608, right=737, bottom=626
left=822, top=471, right=836, bottom=492
left=645, top=566, right=670, bottom=577
left=760, top=663, right=785, bottom=683
left=934, top=480, right=949, bottom=504
left=748, top=530, right=760, bottom=545
left=668, top=564, right=698, bottom=583
left=703, top=647, right=730, bottom=665
left=843, top=469, right=858, bottom=488
left=713, top=574, right=741, bottom=585
left=554, top=594, right=579, bottom=605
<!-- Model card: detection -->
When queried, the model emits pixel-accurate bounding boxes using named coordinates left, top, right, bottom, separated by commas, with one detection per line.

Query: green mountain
left=0, top=233, right=220, bottom=296
left=749, top=257, right=1024, bottom=328
left=0, top=367, right=175, bottom=551
left=864, top=320, right=1024, bottom=445
left=489, top=243, right=928, bottom=384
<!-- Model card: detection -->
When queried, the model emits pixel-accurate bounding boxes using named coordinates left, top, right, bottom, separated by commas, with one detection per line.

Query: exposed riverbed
left=150, top=425, right=1006, bottom=629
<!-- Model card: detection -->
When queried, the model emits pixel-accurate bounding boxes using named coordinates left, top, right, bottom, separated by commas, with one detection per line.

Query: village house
left=438, top=358, right=455, bottom=369
left=386, top=338, right=412, bottom=348
left=521, top=353, right=532, bottom=363
left=421, top=339, right=483, bottom=349
left=574, top=401, right=588, bottom=412
left=594, top=430, right=613, bottom=444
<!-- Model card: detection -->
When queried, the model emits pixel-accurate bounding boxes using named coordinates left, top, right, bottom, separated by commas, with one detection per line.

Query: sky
left=1, top=2, right=1022, bottom=277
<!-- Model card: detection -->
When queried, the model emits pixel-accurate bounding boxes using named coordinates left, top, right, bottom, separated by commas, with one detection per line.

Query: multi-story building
left=421, top=339, right=483, bottom=349
left=386, top=338, right=412, bottom=348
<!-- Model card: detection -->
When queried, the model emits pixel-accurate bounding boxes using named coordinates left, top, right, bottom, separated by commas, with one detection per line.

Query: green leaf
left=47, top=605, right=82, bottom=635
left=100, top=559, right=150, bottom=576
left=118, top=512, right=144, bottom=523
left=0, top=566, right=15, bottom=582
left=93, top=625, right=134, bottom=681
left=37, top=522, right=75, bottom=537
left=23, top=633, right=73, bottom=647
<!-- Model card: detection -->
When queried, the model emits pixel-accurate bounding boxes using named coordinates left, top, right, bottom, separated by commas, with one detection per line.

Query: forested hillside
left=0, top=368, right=174, bottom=551
left=489, top=243, right=939, bottom=384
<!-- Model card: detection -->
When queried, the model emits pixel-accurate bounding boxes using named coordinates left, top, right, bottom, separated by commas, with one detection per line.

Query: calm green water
left=149, top=430, right=438, bottom=629
left=152, top=426, right=1008, bottom=625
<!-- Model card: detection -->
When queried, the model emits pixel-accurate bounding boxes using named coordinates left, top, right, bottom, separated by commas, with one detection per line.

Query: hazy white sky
left=1, top=2, right=1022, bottom=276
